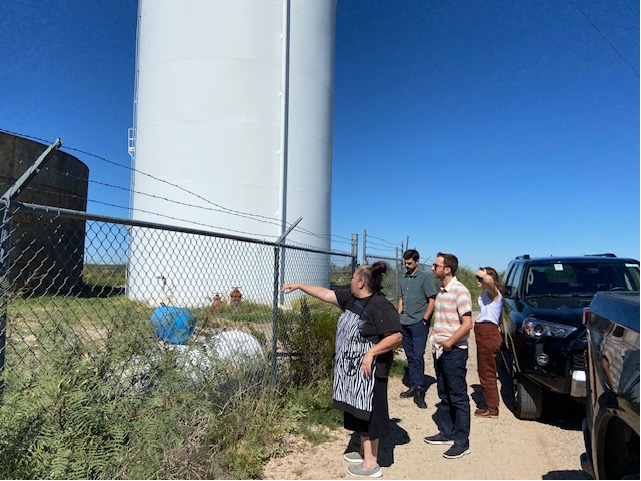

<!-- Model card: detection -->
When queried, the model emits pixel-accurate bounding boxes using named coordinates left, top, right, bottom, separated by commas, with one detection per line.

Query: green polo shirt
left=399, top=268, right=438, bottom=326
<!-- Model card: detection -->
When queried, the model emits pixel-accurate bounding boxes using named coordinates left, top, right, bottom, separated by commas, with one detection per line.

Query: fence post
left=0, top=138, right=62, bottom=394
left=395, top=246, right=400, bottom=296
left=271, top=217, right=302, bottom=385
left=351, top=233, right=358, bottom=274
left=0, top=200, right=13, bottom=394
left=362, top=229, right=367, bottom=265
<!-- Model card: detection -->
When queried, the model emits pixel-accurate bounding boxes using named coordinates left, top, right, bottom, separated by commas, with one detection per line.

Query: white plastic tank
left=128, top=0, right=336, bottom=307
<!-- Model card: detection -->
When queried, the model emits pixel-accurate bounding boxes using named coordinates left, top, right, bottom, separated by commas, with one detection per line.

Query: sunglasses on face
left=476, top=275, right=483, bottom=282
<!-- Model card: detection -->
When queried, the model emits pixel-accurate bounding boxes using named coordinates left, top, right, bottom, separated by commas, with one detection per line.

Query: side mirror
left=503, top=285, right=513, bottom=298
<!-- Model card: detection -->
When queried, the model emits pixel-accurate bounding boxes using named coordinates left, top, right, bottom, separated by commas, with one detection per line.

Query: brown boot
left=474, top=407, right=499, bottom=418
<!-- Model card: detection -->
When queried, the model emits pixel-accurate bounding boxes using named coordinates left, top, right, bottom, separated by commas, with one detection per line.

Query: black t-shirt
left=334, top=289, right=402, bottom=378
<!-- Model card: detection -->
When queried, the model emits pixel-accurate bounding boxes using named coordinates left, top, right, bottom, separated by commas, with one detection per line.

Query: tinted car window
left=525, top=261, right=640, bottom=297
left=504, top=262, right=524, bottom=297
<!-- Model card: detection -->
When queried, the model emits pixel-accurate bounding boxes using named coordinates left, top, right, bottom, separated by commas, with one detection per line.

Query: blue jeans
left=401, top=320, right=429, bottom=390
left=433, top=347, right=470, bottom=448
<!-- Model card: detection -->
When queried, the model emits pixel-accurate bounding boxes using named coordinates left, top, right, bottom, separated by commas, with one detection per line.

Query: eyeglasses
left=476, top=275, right=483, bottom=282
left=432, top=263, right=445, bottom=268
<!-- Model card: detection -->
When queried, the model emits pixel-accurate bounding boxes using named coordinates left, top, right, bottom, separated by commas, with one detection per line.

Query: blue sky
left=1, top=0, right=639, bottom=271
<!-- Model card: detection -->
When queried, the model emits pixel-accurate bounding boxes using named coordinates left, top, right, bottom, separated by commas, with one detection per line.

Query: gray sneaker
left=347, top=462, right=383, bottom=478
left=344, top=452, right=364, bottom=463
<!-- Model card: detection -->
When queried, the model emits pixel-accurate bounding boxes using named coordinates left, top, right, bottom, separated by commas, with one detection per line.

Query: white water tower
left=127, top=0, right=336, bottom=306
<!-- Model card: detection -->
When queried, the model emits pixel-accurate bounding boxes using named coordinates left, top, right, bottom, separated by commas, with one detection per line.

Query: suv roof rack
left=586, top=253, right=616, bottom=257
left=516, top=254, right=530, bottom=260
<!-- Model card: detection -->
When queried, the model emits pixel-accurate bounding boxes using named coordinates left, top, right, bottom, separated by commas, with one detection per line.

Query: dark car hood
left=522, top=297, right=590, bottom=328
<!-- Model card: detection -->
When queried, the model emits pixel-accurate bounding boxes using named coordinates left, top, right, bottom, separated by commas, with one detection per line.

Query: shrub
left=277, top=298, right=340, bottom=385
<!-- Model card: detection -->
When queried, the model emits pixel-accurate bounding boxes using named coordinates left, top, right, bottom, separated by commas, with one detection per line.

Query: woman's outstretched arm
left=280, top=283, right=340, bottom=308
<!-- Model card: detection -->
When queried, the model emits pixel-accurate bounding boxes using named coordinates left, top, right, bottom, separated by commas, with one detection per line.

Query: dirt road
left=263, top=329, right=591, bottom=480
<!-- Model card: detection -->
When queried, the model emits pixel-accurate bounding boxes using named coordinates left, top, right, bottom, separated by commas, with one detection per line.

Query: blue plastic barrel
left=150, top=305, right=195, bottom=344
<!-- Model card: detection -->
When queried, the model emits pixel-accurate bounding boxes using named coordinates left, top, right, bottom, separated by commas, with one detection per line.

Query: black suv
left=581, top=290, right=640, bottom=480
left=500, top=254, right=640, bottom=420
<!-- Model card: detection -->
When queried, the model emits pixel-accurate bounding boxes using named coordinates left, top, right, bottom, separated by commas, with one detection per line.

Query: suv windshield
left=524, top=261, right=640, bottom=297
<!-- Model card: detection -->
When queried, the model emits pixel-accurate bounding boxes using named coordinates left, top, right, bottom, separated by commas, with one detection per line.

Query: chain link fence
left=0, top=200, right=360, bottom=396
left=0, top=138, right=412, bottom=478
left=0, top=140, right=408, bottom=480
left=363, top=253, right=403, bottom=305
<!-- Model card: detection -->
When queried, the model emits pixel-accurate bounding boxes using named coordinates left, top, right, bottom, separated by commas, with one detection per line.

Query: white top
left=476, top=290, right=502, bottom=326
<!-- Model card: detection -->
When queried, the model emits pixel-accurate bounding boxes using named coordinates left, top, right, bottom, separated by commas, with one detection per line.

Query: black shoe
left=414, top=389, right=427, bottom=409
left=443, top=444, right=471, bottom=459
left=424, top=433, right=454, bottom=445
left=400, top=386, right=417, bottom=398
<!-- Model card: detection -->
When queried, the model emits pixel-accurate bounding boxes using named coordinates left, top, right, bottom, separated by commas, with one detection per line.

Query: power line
left=570, top=0, right=639, bottom=78
left=0, top=128, right=354, bottom=244
left=367, top=234, right=398, bottom=247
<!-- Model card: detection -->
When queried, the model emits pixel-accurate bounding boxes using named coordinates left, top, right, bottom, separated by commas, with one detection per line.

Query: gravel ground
left=263, top=328, right=592, bottom=480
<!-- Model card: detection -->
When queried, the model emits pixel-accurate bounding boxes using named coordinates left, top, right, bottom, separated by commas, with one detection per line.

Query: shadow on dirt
left=345, top=418, right=410, bottom=468
left=401, top=367, right=437, bottom=392
left=543, top=469, right=592, bottom=479
left=492, top=347, right=585, bottom=431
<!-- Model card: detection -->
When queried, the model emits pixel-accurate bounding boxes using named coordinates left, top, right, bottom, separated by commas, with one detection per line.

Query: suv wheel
left=514, top=375, right=543, bottom=420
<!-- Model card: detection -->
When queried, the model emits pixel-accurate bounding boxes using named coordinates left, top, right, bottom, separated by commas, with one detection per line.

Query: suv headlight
left=522, top=318, right=577, bottom=339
